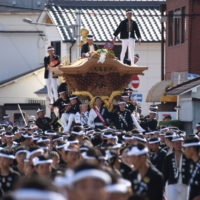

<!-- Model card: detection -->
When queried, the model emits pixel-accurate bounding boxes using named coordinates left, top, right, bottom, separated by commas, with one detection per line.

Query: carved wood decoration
left=54, top=53, right=148, bottom=96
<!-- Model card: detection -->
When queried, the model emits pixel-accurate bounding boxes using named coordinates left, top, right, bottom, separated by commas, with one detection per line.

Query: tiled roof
left=47, top=1, right=164, bottom=42
left=166, top=77, right=200, bottom=96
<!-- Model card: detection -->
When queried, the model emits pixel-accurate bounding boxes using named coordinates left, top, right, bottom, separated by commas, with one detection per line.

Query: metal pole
left=76, top=9, right=81, bottom=59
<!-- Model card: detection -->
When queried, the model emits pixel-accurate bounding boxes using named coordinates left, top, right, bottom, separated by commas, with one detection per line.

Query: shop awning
left=146, top=80, right=177, bottom=102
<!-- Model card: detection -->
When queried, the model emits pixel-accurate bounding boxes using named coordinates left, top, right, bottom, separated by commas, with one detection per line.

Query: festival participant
left=141, top=110, right=158, bottom=132
left=81, top=35, right=98, bottom=57
left=183, top=136, right=200, bottom=200
left=195, top=123, right=200, bottom=137
left=75, top=103, right=90, bottom=126
left=35, top=108, right=52, bottom=131
left=127, top=144, right=164, bottom=200
left=148, top=137, right=167, bottom=172
left=32, top=156, right=53, bottom=178
left=53, top=90, right=69, bottom=117
left=1, top=114, right=13, bottom=126
left=44, top=46, right=60, bottom=104
left=0, top=149, right=20, bottom=197
left=113, top=9, right=141, bottom=66
left=61, top=95, right=81, bottom=133
left=113, top=101, right=133, bottom=131
left=88, top=97, right=110, bottom=129
left=162, top=136, right=191, bottom=200
left=14, top=147, right=28, bottom=175
left=65, top=162, right=111, bottom=200
left=124, top=53, right=140, bottom=66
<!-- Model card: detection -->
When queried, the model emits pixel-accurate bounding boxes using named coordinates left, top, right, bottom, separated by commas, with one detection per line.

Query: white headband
left=127, top=146, right=148, bottom=156
left=13, top=189, right=65, bottom=200
left=132, top=136, right=147, bottom=142
left=48, top=48, right=55, bottom=51
left=69, top=97, right=77, bottom=100
left=122, top=135, right=134, bottom=140
left=28, top=149, right=44, bottom=157
left=182, top=142, right=200, bottom=147
left=52, top=137, right=63, bottom=142
left=72, top=169, right=111, bottom=185
left=56, top=144, right=66, bottom=149
left=81, top=152, right=96, bottom=160
left=172, top=137, right=184, bottom=142
left=32, top=157, right=52, bottom=166
left=37, top=138, right=50, bottom=143
left=121, top=95, right=129, bottom=98
left=148, top=139, right=160, bottom=144
left=106, top=183, right=129, bottom=193
left=15, top=150, right=28, bottom=156
left=45, top=131, right=57, bottom=136
left=5, top=134, right=14, bottom=137
left=0, top=153, right=15, bottom=159
left=71, top=131, right=85, bottom=136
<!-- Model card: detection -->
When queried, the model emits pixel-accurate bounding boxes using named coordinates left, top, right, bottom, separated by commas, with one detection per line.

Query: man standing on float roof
left=113, top=9, right=141, bottom=66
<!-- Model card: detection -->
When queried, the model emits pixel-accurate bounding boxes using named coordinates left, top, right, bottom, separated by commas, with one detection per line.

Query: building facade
left=165, top=0, right=200, bottom=80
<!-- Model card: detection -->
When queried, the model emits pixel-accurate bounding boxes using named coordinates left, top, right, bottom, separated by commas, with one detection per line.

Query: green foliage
left=159, top=120, right=184, bottom=130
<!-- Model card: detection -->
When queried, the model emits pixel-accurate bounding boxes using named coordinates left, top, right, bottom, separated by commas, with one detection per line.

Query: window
left=168, top=7, right=186, bottom=46
left=51, top=41, right=61, bottom=57
left=168, top=11, right=173, bottom=46
left=181, top=7, right=186, bottom=43
left=174, top=9, right=181, bottom=45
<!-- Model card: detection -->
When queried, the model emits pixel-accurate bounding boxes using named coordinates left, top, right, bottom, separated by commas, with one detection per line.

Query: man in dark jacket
left=113, top=9, right=141, bottom=66
left=81, top=35, right=98, bottom=57
left=44, top=46, right=60, bottom=104
left=127, top=144, right=164, bottom=200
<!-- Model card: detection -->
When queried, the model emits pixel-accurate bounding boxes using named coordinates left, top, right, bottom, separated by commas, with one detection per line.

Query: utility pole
left=76, top=9, right=81, bottom=59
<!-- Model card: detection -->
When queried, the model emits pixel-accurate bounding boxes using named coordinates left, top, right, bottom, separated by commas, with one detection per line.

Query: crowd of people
left=1, top=7, right=200, bottom=200
left=0, top=87, right=200, bottom=200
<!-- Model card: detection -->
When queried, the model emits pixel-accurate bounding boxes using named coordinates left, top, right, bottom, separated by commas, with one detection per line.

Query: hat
left=183, top=137, right=200, bottom=147
left=69, top=95, right=77, bottom=100
left=148, top=137, right=160, bottom=144
left=86, top=35, right=94, bottom=39
left=127, top=145, right=148, bottom=156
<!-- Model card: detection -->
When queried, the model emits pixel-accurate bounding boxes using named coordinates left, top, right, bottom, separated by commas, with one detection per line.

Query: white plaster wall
left=0, top=12, right=46, bottom=82
left=134, top=43, right=161, bottom=115
left=0, top=68, right=45, bottom=105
